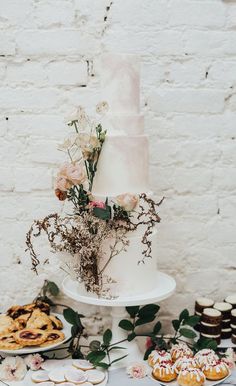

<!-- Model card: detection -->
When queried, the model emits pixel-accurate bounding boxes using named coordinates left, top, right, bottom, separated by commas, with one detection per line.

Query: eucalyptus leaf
left=172, top=319, right=181, bottom=331
left=126, top=306, right=140, bottom=318
left=127, top=332, right=136, bottom=341
left=135, top=314, right=156, bottom=326
left=63, top=308, right=77, bottom=325
left=179, top=309, right=189, bottom=322
left=118, top=319, right=134, bottom=331
left=138, top=304, right=160, bottom=318
left=153, top=321, right=162, bottom=334
left=46, top=281, right=59, bottom=296
left=184, top=315, right=200, bottom=327
left=89, top=340, right=101, bottom=351
left=179, top=328, right=197, bottom=339
left=103, top=329, right=112, bottom=346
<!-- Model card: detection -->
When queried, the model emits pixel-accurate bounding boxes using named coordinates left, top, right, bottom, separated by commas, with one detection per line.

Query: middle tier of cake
left=92, top=134, right=149, bottom=197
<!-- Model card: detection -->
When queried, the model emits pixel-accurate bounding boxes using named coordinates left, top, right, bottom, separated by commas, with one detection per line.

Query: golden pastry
left=26, top=309, right=53, bottom=330
left=194, top=348, right=219, bottom=368
left=152, top=361, right=177, bottom=382
left=0, top=315, right=17, bottom=335
left=177, top=367, right=205, bottom=386
left=14, top=328, right=47, bottom=346
left=170, top=342, right=193, bottom=362
left=49, top=315, right=63, bottom=330
left=174, top=356, right=199, bottom=374
left=15, top=313, right=31, bottom=330
left=202, top=359, right=229, bottom=381
left=7, top=301, right=50, bottom=319
left=40, top=330, right=65, bottom=347
left=0, top=333, right=23, bottom=350
left=148, top=349, right=172, bottom=367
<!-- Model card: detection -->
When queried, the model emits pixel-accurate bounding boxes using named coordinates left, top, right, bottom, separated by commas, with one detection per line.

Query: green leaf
left=195, top=337, right=218, bottom=351
left=46, top=281, right=60, bottom=296
left=184, top=315, right=200, bottom=327
left=126, top=306, right=140, bottom=318
left=127, top=332, right=136, bottom=341
left=89, top=340, right=101, bottom=351
left=119, top=319, right=134, bottom=331
left=138, top=304, right=160, bottom=318
left=155, top=337, right=168, bottom=351
left=153, top=321, right=162, bottom=334
left=63, top=308, right=77, bottom=325
left=103, top=329, right=112, bottom=346
left=179, top=309, right=189, bottom=322
left=172, top=319, right=181, bottom=331
left=87, top=350, right=106, bottom=364
left=144, top=345, right=155, bottom=360
left=93, top=206, right=111, bottom=220
left=135, top=314, right=156, bottom=326
left=110, top=355, right=128, bottom=365
left=179, top=328, right=197, bottom=339
left=108, top=346, right=126, bottom=351
left=96, top=362, right=109, bottom=369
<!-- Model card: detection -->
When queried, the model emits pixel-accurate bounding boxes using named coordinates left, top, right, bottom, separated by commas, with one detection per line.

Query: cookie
left=49, top=315, right=63, bottom=330
left=40, top=330, right=65, bottom=347
left=0, top=315, right=17, bottom=335
left=14, top=328, right=47, bottom=346
left=26, top=309, right=53, bottom=330
left=0, top=333, right=23, bottom=350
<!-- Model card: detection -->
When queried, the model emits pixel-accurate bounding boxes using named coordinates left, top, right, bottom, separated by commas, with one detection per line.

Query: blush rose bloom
left=78, top=133, right=100, bottom=160
left=0, top=356, right=27, bottom=382
left=127, top=362, right=148, bottom=379
left=25, top=354, right=44, bottom=371
left=116, top=193, right=139, bottom=212
left=55, top=175, right=72, bottom=192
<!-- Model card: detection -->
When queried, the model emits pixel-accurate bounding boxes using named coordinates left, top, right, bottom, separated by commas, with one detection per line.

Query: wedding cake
left=27, top=54, right=162, bottom=300
left=90, top=54, right=158, bottom=298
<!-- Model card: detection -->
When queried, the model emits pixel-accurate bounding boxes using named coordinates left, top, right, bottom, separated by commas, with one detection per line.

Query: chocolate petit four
left=225, top=294, right=236, bottom=309
left=201, top=308, right=222, bottom=325
left=195, top=297, right=214, bottom=314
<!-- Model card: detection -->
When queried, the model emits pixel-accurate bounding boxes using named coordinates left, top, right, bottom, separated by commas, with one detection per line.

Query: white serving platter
left=0, top=313, right=71, bottom=355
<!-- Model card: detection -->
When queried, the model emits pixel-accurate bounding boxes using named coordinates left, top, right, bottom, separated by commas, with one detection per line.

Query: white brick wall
left=0, top=0, right=236, bottom=330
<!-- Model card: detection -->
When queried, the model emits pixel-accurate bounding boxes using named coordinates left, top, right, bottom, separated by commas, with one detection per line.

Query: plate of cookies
left=148, top=342, right=231, bottom=386
left=0, top=301, right=71, bottom=354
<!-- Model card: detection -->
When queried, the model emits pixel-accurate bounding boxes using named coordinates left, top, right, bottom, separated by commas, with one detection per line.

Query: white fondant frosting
left=92, top=135, right=149, bottom=196
left=203, top=308, right=221, bottom=317
left=101, top=54, right=140, bottom=114
left=225, top=294, right=236, bottom=304
left=101, top=114, right=144, bottom=135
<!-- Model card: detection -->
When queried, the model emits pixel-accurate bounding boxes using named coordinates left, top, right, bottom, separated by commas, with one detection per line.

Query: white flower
left=116, top=193, right=139, bottom=212
left=96, top=101, right=109, bottom=115
left=25, top=354, right=44, bottom=371
left=127, top=362, right=148, bottom=379
left=66, top=106, right=86, bottom=123
left=0, top=356, right=27, bottom=382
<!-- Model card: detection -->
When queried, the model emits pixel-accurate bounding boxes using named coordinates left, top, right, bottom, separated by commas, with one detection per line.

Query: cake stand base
left=62, top=271, right=176, bottom=368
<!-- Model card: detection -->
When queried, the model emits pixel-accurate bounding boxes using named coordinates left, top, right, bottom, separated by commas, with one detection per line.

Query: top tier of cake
left=92, top=54, right=149, bottom=197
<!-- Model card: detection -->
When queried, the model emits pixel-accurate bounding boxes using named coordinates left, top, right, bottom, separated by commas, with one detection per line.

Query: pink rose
left=127, top=362, right=148, bottom=379
left=116, top=193, right=139, bottom=212
left=59, top=162, right=86, bottom=185
left=55, top=175, right=72, bottom=191
left=24, top=354, right=44, bottom=371
left=89, top=201, right=106, bottom=209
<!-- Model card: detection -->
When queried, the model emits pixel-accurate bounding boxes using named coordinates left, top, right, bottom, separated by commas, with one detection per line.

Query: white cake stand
left=62, top=271, right=176, bottom=368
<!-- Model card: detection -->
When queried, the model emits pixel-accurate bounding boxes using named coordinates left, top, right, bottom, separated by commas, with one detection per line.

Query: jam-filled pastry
left=14, top=313, right=31, bottom=330
left=0, top=333, right=23, bottom=350
left=14, top=328, right=47, bottom=346
left=49, top=315, right=63, bottom=330
left=7, top=301, right=50, bottom=319
left=0, top=315, right=17, bottom=335
left=40, top=330, right=65, bottom=347
left=26, top=309, right=53, bottom=330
